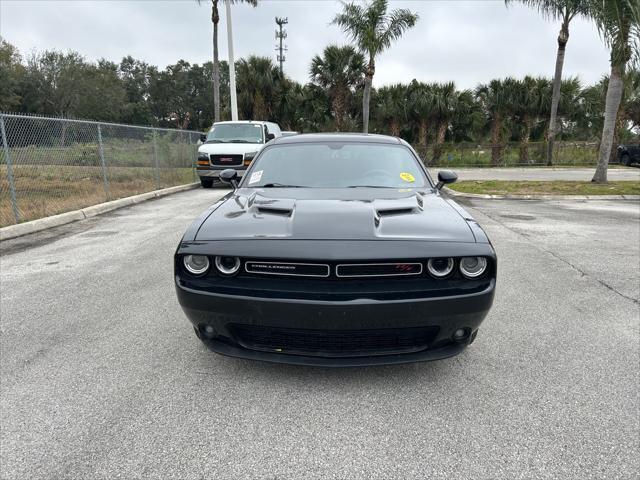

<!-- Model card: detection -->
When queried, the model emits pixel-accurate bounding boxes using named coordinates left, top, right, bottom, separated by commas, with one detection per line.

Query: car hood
left=195, top=188, right=476, bottom=242
left=198, top=143, right=264, bottom=156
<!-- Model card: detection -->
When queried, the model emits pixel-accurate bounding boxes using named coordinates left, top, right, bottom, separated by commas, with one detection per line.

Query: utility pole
left=226, top=0, right=238, bottom=121
left=275, top=17, right=288, bottom=75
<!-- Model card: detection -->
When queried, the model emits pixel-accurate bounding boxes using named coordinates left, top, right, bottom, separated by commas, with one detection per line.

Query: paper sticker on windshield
left=400, top=172, right=415, bottom=183
left=249, top=170, right=263, bottom=184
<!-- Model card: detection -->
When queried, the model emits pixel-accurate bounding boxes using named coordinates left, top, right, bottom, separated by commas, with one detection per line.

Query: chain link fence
left=415, top=141, right=602, bottom=168
left=0, top=113, right=201, bottom=227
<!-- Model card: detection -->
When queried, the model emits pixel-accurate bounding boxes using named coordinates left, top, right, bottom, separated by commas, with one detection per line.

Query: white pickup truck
left=196, top=121, right=282, bottom=188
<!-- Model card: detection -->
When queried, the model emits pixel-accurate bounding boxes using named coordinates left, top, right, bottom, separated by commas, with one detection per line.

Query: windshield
left=206, top=124, right=264, bottom=144
left=243, top=143, right=430, bottom=188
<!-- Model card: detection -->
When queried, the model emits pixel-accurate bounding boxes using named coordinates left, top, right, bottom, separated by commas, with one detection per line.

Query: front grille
left=210, top=154, right=243, bottom=166
left=229, top=324, right=439, bottom=357
left=336, top=262, right=423, bottom=277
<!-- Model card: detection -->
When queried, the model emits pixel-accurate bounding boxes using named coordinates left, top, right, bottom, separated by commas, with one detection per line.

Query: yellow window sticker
left=400, top=172, right=415, bottom=183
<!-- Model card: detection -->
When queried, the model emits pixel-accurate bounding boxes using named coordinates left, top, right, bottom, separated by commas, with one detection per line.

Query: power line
left=275, top=17, right=288, bottom=75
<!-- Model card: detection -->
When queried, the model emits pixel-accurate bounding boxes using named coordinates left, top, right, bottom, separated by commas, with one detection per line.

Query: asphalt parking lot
left=1, top=188, right=638, bottom=479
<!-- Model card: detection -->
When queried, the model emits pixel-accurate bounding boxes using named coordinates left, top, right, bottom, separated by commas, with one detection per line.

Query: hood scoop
left=256, top=206, right=293, bottom=217
left=376, top=207, right=417, bottom=217
left=249, top=193, right=295, bottom=217
left=374, top=194, right=423, bottom=220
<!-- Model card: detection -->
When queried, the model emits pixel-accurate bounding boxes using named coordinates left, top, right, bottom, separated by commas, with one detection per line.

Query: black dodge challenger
left=175, top=134, right=496, bottom=366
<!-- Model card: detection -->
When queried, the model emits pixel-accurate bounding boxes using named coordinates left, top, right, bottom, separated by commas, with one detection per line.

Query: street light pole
left=225, top=0, right=238, bottom=121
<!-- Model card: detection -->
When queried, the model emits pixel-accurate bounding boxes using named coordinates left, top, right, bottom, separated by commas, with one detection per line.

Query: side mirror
left=219, top=169, right=239, bottom=189
left=436, top=170, right=457, bottom=190
left=266, top=133, right=276, bottom=141
left=199, top=133, right=207, bottom=143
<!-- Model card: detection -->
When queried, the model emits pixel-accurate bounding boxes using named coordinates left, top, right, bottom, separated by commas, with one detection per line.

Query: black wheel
left=200, top=177, right=214, bottom=188
left=621, top=154, right=632, bottom=167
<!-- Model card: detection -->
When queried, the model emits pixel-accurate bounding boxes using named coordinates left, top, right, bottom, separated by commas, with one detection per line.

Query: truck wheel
left=621, top=154, right=632, bottom=167
left=200, top=177, right=214, bottom=188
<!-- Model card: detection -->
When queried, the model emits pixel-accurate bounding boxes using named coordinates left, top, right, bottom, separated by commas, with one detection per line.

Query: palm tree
left=235, top=56, right=282, bottom=120
left=375, top=84, right=408, bottom=136
left=298, top=84, right=332, bottom=132
left=310, top=45, right=365, bottom=131
left=591, top=0, right=639, bottom=183
left=450, top=89, right=484, bottom=143
left=506, top=0, right=591, bottom=165
left=197, top=0, right=257, bottom=123
left=430, top=82, right=458, bottom=162
left=333, top=0, right=418, bottom=133
left=476, top=79, right=512, bottom=165
left=509, top=76, right=555, bottom=163
left=407, top=81, right=433, bottom=157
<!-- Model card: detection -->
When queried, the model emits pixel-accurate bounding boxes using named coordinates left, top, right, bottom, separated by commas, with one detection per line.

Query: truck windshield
left=244, top=143, right=430, bottom=188
left=206, top=124, right=264, bottom=144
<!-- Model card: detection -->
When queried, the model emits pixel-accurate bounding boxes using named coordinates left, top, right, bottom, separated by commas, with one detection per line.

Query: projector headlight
left=427, top=258, right=454, bottom=278
left=183, top=255, right=210, bottom=275
left=459, top=257, right=488, bottom=278
left=215, top=256, right=241, bottom=276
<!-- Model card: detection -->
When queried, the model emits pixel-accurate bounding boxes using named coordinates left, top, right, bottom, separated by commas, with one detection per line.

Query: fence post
left=152, top=129, right=160, bottom=189
left=187, top=132, right=196, bottom=183
left=0, top=115, right=21, bottom=224
left=97, top=124, right=110, bottom=201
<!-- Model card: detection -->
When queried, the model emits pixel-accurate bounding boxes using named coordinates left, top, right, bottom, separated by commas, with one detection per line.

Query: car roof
left=212, top=120, right=269, bottom=126
left=271, top=133, right=403, bottom=145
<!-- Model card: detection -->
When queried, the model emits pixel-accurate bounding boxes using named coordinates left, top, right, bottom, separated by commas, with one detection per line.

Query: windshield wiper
left=205, top=139, right=225, bottom=143
left=228, top=139, right=252, bottom=143
left=261, top=183, right=304, bottom=188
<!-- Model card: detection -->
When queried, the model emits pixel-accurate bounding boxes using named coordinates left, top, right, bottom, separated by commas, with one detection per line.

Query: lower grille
left=229, top=324, right=439, bottom=357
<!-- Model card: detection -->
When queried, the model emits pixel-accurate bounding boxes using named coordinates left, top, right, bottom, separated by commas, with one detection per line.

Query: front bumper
left=197, top=167, right=246, bottom=178
left=176, top=279, right=495, bottom=366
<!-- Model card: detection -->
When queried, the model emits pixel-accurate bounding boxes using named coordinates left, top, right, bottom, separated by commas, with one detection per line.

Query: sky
left=0, top=0, right=611, bottom=90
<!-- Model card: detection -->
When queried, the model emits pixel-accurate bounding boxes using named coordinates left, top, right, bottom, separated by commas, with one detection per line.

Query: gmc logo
left=220, top=157, right=233, bottom=162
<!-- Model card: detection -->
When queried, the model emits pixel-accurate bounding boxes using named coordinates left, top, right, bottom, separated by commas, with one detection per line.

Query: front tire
left=200, top=177, right=214, bottom=188
left=621, top=154, right=632, bottom=167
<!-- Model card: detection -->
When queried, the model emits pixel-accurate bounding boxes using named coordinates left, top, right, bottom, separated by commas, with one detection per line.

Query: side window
left=269, top=123, right=282, bottom=137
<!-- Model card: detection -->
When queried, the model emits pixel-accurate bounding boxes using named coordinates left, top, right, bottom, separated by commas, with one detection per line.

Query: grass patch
left=1, top=165, right=195, bottom=227
left=449, top=180, right=640, bottom=196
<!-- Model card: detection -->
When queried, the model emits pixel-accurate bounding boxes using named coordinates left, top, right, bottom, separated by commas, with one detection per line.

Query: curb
left=443, top=187, right=640, bottom=201
left=0, top=183, right=200, bottom=242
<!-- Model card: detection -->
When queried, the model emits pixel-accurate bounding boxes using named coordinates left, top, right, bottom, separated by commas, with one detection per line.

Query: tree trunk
left=389, top=119, right=400, bottom=137
left=418, top=120, right=428, bottom=148
left=418, top=119, right=428, bottom=160
left=212, top=1, right=220, bottom=123
left=609, top=107, right=625, bottom=164
left=519, top=115, right=532, bottom=164
left=546, top=18, right=569, bottom=166
left=432, top=122, right=447, bottom=163
left=491, top=115, right=502, bottom=166
left=362, top=75, right=372, bottom=133
left=362, top=58, right=374, bottom=133
left=333, top=88, right=346, bottom=131
left=592, top=63, right=624, bottom=183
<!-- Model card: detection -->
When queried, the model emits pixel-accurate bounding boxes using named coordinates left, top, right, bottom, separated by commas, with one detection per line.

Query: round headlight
left=215, top=256, right=241, bottom=276
left=183, top=255, right=210, bottom=275
left=460, top=257, right=488, bottom=278
left=427, top=258, right=454, bottom=278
